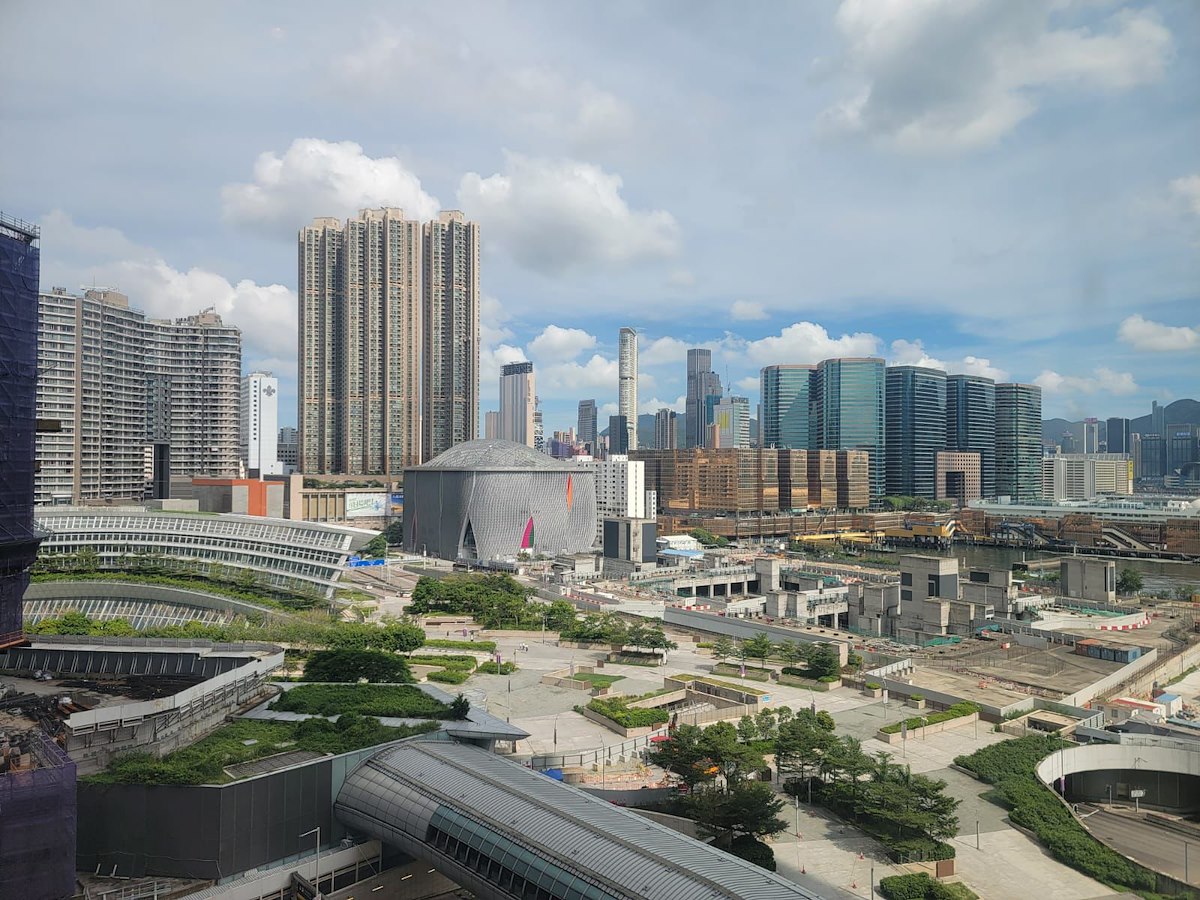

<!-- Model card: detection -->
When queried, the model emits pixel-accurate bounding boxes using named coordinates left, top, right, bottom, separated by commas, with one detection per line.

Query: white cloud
left=1118, top=314, right=1199, bottom=352
left=956, top=355, right=1009, bottom=382
left=736, top=376, right=761, bottom=393
left=640, top=336, right=696, bottom=367
left=457, top=154, right=680, bottom=273
left=599, top=402, right=619, bottom=418
left=480, top=293, right=515, bottom=348
left=480, top=343, right=529, bottom=396
left=1034, top=366, right=1139, bottom=397
left=888, top=340, right=1010, bottom=381
left=667, top=269, right=697, bottom=288
left=528, top=324, right=597, bottom=362
left=1170, top=175, right=1200, bottom=217
left=538, top=353, right=620, bottom=393
left=221, top=138, right=440, bottom=235
left=736, top=322, right=880, bottom=365
left=38, top=212, right=296, bottom=360
left=824, top=2, right=1173, bottom=151
left=639, top=395, right=686, bottom=415
left=731, top=300, right=768, bottom=321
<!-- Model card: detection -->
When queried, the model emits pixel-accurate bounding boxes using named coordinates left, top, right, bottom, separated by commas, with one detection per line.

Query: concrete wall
left=663, top=606, right=850, bottom=664
left=23, top=579, right=289, bottom=622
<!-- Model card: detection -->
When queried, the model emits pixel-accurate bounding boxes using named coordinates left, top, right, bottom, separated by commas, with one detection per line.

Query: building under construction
left=0, top=729, right=76, bottom=900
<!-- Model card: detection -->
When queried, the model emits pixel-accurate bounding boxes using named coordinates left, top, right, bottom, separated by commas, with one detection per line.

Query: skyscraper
left=577, top=399, right=597, bottom=449
left=885, top=366, right=946, bottom=499
left=760, top=364, right=816, bottom=449
left=654, top=408, right=677, bottom=449
left=946, top=374, right=997, bottom=499
left=423, top=210, right=480, bottom=460
left=995, top=383, right=1043, bottom=502
left=0, top=213, right=43, bottom=648
left=484, top=410, right=499, bottom=440
left=618, top=327, right=638, bottom=451
left=533, top=395, right=544, bottom=453
left=241, top=372, right=281, bottom=477
left=298, top=208, right=423, bottom=474
left=817, top=357, right=886, bottom=502
left=499, top=361, right=535, bottom=447
left=714, top=396, right=751, bottom=449
left=608, top=415, right=629, bottom=455
left=685, top=349, right=722, bottom=448
left=147, top=309, right=242, bottom=478
left=1082, top=418, right=1100, bottom=454
left=277, top=426, right=298, bottom=471
left=1106, top=417, right=1131, bottom=455
left=35, top=288, right=146, bottom=504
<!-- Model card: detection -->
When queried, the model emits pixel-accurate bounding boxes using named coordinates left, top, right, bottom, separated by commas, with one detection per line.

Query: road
left=1082, top=807, right=1200, bottom=886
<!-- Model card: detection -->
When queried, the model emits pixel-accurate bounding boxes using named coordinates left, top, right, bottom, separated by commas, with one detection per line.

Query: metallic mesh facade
left=0, top=732, right=77, bottom=900
left=0, top=214, right=42, bottom=648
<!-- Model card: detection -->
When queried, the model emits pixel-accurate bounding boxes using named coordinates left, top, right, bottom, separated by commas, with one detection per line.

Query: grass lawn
left=571, top=672, right=625, bottom=687
left=272, top=683, right=454, bottom=719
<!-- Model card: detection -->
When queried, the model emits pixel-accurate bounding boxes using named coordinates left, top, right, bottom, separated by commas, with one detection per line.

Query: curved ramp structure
left=1037, top=742, right=1200, bottom=810
left=336, top=739, right=825, bottom=900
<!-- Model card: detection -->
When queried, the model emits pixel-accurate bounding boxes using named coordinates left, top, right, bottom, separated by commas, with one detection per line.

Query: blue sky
left=3, top=1, right=1198, bottom=434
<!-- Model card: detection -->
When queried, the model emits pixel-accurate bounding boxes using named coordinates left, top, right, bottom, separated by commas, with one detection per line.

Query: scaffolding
left=0, top=730, right=78, bottom=900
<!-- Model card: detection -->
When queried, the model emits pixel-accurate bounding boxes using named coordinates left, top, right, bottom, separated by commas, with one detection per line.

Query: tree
left=381, top=519, right=404, bottom=545
left=712, top=637, right=735, bottom=664
left=75, top=545, right=100, bottom=573
left=379, top=622, right=425, bottom=653
left=544, top=599, right=576, bottom=631
left=700, top=722, right=764, bottom=787
left=363, top=534, right=389, bottom=558
left=1116, top=568, right=1144, bottom=595
left=737, top=714, right=759, bottom=743
left=647, top=724, right=718, bottom=791
left=741, top=633, right=774, bottom=669
left=689, top=527, right=728, bottom=548
left=687, top=780, right=786, bottom=848
left=776, top=640, right=805, bottom=667
left=450, top=693, right=471, bottom=720
left=807, top=643, right=840, bottom=679
left=236, top=567, right=260, bottom=591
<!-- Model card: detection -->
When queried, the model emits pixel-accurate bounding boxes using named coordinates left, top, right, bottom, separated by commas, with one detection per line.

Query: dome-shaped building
left=403, top=440, right=597, bottom=563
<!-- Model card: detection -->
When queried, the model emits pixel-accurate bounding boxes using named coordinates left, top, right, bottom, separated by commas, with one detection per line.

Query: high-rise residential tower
left=618, top=327, right=638, bottom=451
left=714, top=396, right=751, bottom=449
left=241, top=371, right=282, bottom=477
left=298, top=208, right=423, bottom=474
left=277, top=426, right=299, bottom=471
left=423, top=210, right=480, bottom=460
left=885, top=365, right=946, bottom=499
left=760, top=364, right=816, bottom=449
left=147, top=309, right=242, bottom=478
left=654, top=408, right=677, bottom=449
left=0, top=213, right=43, bottom=648
left=35, top=288, right=147, bottom=504
left=946, top=374, right=997, bottom=499
left=577, top=399, right=597, bottom=449
left=499, top=361, right=535, bottom=447
left=1106, top=417, right=1131, bottom=455
left=995, top=383, right=1043, bottom=502
left=484, top=410, right=500, bottom=440
left=685, top=349, right=723, bottom=448
left=817, top=357, right=886, bottom=502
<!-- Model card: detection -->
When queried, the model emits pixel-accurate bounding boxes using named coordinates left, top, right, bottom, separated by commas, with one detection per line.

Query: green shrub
left=427, top=669, right=470, bottom=685
left=881, top=702, right=978, bottom=735
left=727, top=835, right=776, bottom=871
left=818, top=675, right=840, bottom=683
left=302, top=649, right=413, bottom=683
left=865, top=681, right=882, bottom=690
left=424, top=638, right=497, bottom=652
left=696, top=641, right=714, bottom=649
left=879, top=873, right=935, bottom=900
left=272, top=683, right=453, bottom=719
left=585, top=697, right=669, bottom=728
left=407, top=653, right=477, bottom=671
left=909, top=694, right=924, bottom=702
left=476, top=661, right=517, bottom=674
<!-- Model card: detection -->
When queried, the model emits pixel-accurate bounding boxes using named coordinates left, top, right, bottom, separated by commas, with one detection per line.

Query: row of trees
left=560, top=613, right=677, bottom=653
left=710, top=635, right=843, bottom=679
left=408, top=573, right=577, bottom=630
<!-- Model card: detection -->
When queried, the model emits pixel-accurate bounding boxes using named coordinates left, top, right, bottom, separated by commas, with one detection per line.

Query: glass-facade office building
left=760, top=364, right=816, bottom=450
left=817, top=357, right=886, bottom=502
left=996, top=383, right=1043, bottom=503
left=947, top=374, right=997, bottom=499
left=885, top=366, right=946, bottom=499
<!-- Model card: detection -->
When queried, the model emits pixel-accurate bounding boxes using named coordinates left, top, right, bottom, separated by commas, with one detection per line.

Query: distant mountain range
left=1042, top=398, right=1200, bottom=445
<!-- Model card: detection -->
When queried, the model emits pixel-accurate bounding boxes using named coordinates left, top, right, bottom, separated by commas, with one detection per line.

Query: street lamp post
left=299, top=826, right=320, bottom=890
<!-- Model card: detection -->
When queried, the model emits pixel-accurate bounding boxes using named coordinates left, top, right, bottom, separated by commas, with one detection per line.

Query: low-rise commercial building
left=1042, top=453, right=1133, bottom=500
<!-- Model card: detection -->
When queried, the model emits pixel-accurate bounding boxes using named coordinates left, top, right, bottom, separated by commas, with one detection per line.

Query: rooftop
left=415, top=439, right=581, bottom=472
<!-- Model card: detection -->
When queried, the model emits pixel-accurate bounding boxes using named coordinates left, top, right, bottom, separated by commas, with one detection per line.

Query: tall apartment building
left=484, top=410, right=499, bottom=440
left=498, top=362, right=535, bottom=447
left=608, top=415, right=629, bottom=455
left=685, top=349, right=723, bottom=448
left=1082, top=418, right=1100, bottom=454
left=618, top=327, right=638, bottom=451
left=1042, top=453, right=1133, bottom=500
left=760, top=364, right=816, bottom=449
left=575, top=454, right=648, bottom=543
left=0, top=213, right=44, bottom=647
left=577, top=400, right=597, bottom=449
left=147, top=309, right=242, bottom=478
left=936, top=452, right=982, bottom=506
left=654, top=408, right=677, bottom=449
left=533, top=396, right=544, bottom=453
left=298, top=208, right=424, bottom=474
left=1106, top=417, right=1131, bottom=455
left=714, top=395, right=750, bottom=449
left=35, top=288, right=146, bottom=504
left=995, top=383, right=1042, bottom=502
left=946, top=374, right=996, bottom=499
left=277, top=426, right=298, bottom=472
left=817, top=357, right=886, bottom=502
left=423, top=211, right=480, bottom=460
left=241, top=371, right=281, bottom=477
left=885, top=365, right=946, bottom=499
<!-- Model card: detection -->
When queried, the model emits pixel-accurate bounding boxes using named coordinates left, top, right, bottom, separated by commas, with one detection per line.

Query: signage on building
left=345, top=493, right=387, bottom=518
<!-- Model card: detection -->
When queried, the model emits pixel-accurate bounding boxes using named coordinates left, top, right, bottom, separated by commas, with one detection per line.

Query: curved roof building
left=404, top=439, right=596, bottom=562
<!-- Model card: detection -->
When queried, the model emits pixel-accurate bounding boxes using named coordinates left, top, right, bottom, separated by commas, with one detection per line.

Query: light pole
left=299, top=826, right=320, bottom=889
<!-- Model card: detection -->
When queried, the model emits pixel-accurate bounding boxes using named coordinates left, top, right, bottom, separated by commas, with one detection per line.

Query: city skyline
left=3, top=3, right=1198, bottom=437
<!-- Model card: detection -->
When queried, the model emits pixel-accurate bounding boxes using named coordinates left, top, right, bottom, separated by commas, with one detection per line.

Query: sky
left=2, top=0, right=1198, bottom=434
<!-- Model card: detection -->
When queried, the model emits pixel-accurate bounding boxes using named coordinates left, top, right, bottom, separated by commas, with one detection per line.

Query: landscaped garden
left=271, top=683, right=459, bottom=719
left=581, top=695, right=670, bottom=728
left=571, top=672, right=625, bottom=688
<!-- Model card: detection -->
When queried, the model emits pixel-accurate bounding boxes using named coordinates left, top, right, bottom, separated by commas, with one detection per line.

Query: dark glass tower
left=0, top=213, right=43, bottom=649
left=760, top=364, right=817, bottom=449
left=947, top=374, right=997, bottom=499
left=817, top=357, right=886, bottom=502
left=1105, top=417, right=1131, bottom=455
left=885, top=365, right=947, bottom=499
left=685, top=349, right=722, bottom=448
left=995, top=383, right=1042, bottom=502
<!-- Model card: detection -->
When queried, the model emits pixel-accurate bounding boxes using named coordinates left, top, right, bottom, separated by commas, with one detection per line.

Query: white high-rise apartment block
left=146, top=309, right=242, bottom=477
left=35, top=288, right=146, bottom=504
left=1042, top=453, right=1133, bottom=501
left=498, top=362, right=535, bottom=447
left=714, top=396, right=750, bottom=448
left=241, top=372, right=282, bottom=476
left=575, top=454, right=646, bottom=543
left=618, top=327, right=638, bottom=451
left=484, top=410, right=499, bottom=440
